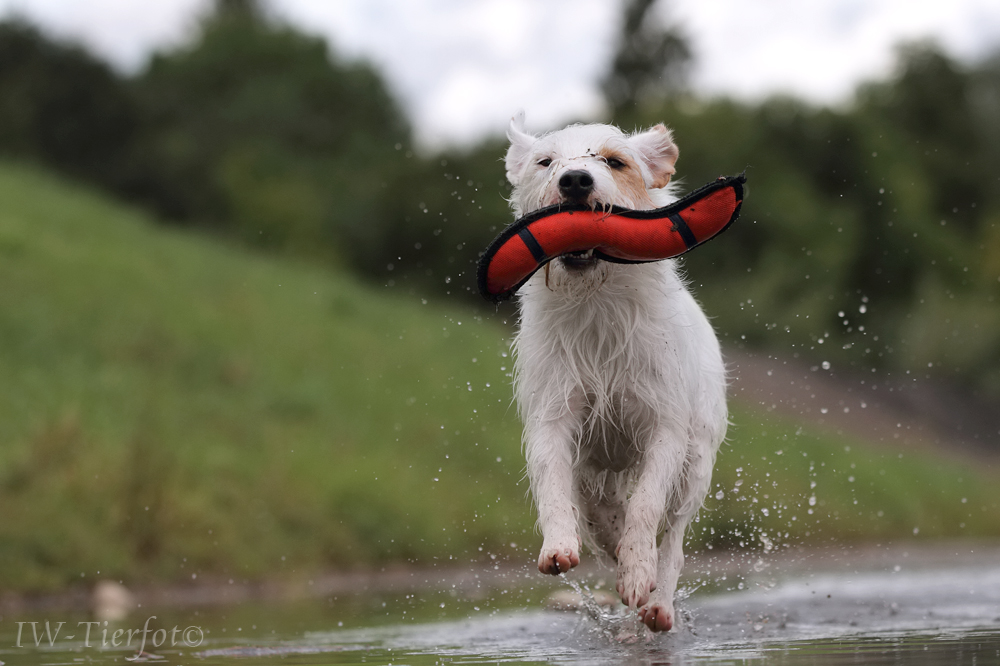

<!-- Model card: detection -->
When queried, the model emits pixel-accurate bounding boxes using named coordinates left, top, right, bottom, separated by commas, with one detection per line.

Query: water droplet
left=715, top=490, right=724, bottom=500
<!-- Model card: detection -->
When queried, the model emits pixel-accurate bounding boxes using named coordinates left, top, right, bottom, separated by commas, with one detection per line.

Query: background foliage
left=2, top=1, right=998, bottom=397
left=1, top=162, right=996, bottom=591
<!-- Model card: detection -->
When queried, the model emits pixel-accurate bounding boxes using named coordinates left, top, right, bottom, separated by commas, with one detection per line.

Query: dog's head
left=504, top=113, right=679, bottom=283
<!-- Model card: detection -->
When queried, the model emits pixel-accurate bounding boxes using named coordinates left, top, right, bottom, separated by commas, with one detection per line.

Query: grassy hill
left=0, top=161, right=533, bottom=590
left=0, top=162, right=997, bottom=593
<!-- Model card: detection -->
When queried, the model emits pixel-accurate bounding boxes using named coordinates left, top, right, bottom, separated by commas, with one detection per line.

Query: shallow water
left=3, top=545, right=999, bottom=665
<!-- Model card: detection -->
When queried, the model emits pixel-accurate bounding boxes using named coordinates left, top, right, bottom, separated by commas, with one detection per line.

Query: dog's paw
left=616, top=572, right=656, bottom=609
left=537, top=538, right=580, bottom=575
left=615, top=539, right=658, bottom=608
left=638, top=594, right=674, bottom=632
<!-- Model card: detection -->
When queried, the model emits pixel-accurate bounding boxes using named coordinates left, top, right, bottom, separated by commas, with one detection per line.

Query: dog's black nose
left=558, top=170, right=594, bottom=203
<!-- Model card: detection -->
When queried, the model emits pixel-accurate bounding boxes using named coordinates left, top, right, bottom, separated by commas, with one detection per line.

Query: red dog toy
left=478, top=174, right=746, bottom=302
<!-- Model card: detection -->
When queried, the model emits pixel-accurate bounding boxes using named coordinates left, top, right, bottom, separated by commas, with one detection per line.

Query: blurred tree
left=650, top=43, right=1000, bottom=397
left=969, top=50, right=1000, bottom=180
left=858, top=41, right=983, bottom=233
left=600, top=0, right=692, bottom=120
left=128, top=0, right=411, bottom=258
left=370, top=140, right=513, bottom=301
left=0, top=20, right=138, bottom=190
left=3, top=5, right=999, bottom=398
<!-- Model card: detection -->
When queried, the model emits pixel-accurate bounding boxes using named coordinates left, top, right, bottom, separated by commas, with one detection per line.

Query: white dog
left=505, top=114, right=728, bottom=633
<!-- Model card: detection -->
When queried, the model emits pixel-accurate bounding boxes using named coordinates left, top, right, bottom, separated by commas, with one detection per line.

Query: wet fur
left=505, top=114, right=728, bottom=633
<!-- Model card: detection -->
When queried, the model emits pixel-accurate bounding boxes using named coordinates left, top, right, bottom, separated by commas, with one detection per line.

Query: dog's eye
left=605, top=156, right=626, bottom=170
left=537, top=158, right=552, bottom=168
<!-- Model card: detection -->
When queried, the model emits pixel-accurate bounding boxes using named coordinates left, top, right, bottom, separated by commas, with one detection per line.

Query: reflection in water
left=197, top=615, right=1000, bottom=665
left=2, top=547, right=998, bottom=665
left=188, top=552, right=1000, bottom=665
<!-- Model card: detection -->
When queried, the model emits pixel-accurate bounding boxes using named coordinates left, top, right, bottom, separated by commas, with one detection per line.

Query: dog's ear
left=630, top=124, right=679, bottom=189
left=505, top=111, right=536, bottom=187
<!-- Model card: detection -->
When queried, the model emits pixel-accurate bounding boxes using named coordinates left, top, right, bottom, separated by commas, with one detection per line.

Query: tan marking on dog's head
left=599, top=148, right=655, bottom=209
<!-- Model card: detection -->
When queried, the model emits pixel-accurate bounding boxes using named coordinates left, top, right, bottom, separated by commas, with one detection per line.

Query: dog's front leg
left=525, top=412, right=581, bottom=575
left=615, top=433, right=685, bottom=609
left=639, top=435, right=717, bottom=633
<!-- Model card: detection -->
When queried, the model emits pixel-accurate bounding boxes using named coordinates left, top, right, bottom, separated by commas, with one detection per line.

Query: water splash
left=562, top=577, right=650, bottom=643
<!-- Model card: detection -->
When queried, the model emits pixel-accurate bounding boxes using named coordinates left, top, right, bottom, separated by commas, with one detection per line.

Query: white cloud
left=0, top=0, right=205, bottom=68
left=279, top=0, right=617, bottom=146
left=674, top=0, right=1000, bottom=103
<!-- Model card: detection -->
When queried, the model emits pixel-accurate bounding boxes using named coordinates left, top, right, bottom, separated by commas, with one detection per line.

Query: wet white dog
left=505, top=113, right=728, bottom=633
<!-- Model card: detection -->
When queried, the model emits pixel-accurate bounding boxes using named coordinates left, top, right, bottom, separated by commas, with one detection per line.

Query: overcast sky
left=2, top=0, right=999, bottom=147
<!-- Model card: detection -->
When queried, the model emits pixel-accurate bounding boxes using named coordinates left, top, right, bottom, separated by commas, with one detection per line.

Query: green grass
left=0, top=161, right=530, bottom=590
left=699, top=405, right=1000, bottom=552
left=0, top=161, right=997, bottom=593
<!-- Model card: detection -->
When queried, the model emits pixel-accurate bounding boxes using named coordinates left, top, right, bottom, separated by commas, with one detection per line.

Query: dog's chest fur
left=515, top=262, right=695, bottom=473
